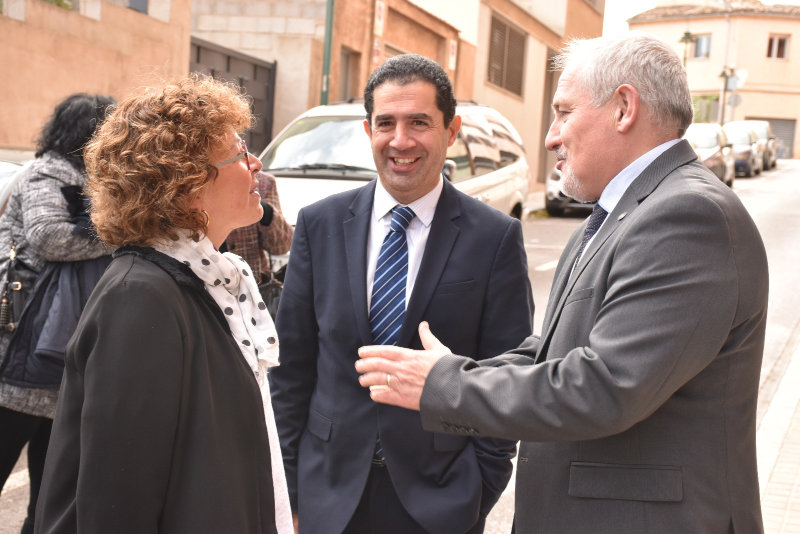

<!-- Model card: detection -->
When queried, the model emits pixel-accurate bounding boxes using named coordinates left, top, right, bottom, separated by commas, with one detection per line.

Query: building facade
left=629, top=0, right=800, bottom=158
left=1, top=0, right=191, bottom=157
left=192, top=0, right=604, bottom=183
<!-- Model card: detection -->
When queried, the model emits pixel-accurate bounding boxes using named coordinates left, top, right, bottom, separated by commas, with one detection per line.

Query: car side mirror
left=442, top=159, right=456, bottom=181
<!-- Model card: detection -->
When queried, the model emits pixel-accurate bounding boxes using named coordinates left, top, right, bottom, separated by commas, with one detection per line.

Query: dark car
left=544, top=166, right=593, bottom=216
left=727, top=119, right=777, bottom=170
left=683, top=123, right=735, bottom=187
left=722, top=123, right=762, bottom=177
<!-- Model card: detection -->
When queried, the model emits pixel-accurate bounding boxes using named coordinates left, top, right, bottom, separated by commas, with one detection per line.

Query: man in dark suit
left=356, top=34, right=768, bottom=533
left=270, top=54, right=534, bottom=534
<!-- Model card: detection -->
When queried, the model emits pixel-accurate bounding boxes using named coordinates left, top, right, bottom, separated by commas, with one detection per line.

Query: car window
left=724, top=128, right=753, bottom=145
left=460, top=116, right=500, bottom=177
left=488, top=120, right=524, bottom=167
left=261, top=116, right=376, bottom=172
left=445, top=135, right=473, bottom=183
left=685, top=125, right=721, bottom=149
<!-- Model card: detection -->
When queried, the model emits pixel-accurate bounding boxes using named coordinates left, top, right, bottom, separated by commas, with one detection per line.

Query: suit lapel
left=344, top=181, right=377, bottom=346
left=398, top=181, right=460, bottom=348
left=536, top=140, right=698, bottom=363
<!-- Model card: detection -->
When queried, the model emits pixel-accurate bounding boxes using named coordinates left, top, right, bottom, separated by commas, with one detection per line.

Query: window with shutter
left=487, top=16, right=526, bottom=96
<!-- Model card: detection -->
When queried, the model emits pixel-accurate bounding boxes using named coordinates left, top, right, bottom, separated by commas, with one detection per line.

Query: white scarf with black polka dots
left=154, top=234, right=280, bottom=383
left=155, top=235, right=293, bottom=534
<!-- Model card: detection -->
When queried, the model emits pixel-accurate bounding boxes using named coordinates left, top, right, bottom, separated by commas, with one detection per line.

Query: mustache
left=555, top=148, right=567, bottom=161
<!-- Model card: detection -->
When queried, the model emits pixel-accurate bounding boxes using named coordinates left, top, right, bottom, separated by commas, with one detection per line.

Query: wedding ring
left=387, top=374, right=392, bottom=388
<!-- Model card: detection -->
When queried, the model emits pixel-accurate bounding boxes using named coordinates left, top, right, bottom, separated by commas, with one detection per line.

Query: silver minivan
left=258, top=100, right=531, bottom=225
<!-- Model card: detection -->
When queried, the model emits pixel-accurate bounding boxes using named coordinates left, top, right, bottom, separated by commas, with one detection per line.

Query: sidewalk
left=759, top=344, right=800, bottom=533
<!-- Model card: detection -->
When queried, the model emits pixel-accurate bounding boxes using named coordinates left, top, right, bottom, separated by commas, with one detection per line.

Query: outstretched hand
left=356, top=322, right=450, bottom=411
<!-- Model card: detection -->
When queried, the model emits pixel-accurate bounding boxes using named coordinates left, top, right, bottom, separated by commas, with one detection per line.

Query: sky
left=602, top=0, right=800, bottom=36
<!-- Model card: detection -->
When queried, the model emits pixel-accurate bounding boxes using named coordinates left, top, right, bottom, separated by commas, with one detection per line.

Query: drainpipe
left=321, top=0, right=336, bottom=105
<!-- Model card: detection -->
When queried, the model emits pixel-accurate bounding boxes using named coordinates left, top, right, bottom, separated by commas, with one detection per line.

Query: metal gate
left=747, top=116, right=796, bottom=159
left=190, top=37, right=277, bottom=154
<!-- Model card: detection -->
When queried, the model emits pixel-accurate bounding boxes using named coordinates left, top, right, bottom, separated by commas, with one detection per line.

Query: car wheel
left=745, top=164, right=753, bottom=177
left=546, top=203, right=564, bottom=217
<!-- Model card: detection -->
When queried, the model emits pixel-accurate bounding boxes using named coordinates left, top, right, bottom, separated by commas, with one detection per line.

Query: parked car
left=726, top=119, right=777, bottom=170
left=722, top=123, right=762, bottom=177
left=258, top=100, right=530, bottom=225
left=683, top=123, right=735, bottom=187
left=545, top=166, right=593, bottom=216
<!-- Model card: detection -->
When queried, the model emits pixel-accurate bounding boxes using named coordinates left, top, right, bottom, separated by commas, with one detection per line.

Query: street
left=2, top=160, right=800, bottom=533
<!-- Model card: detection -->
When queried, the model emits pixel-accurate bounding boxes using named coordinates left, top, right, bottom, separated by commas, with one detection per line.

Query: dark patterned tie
left=370, top=205, right=414, bottom=462
left=369, top=205, right=415, bottom=346
left=575, top=204, right=608, bottom=263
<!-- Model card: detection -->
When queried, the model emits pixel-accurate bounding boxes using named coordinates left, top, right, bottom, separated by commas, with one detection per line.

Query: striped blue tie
left=370, top=205, right=415, bottom=346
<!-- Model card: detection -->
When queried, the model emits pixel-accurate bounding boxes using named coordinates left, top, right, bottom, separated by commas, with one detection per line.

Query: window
left=768, top=35, right=789, bottom=59
left=693, top=34, right=711, bottom=59
left=487, top=16, right=525, bottom=96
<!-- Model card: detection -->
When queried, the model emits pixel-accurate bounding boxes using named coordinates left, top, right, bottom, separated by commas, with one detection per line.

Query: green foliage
left=693, top=95, right=718, bottom=123
left=41, top=0, right=74, bottom=9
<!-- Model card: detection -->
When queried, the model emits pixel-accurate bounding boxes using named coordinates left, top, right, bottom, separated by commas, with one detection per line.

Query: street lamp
left=680, top=31, right=694, bottom=67
left=719, top=65, right=735, bottom=125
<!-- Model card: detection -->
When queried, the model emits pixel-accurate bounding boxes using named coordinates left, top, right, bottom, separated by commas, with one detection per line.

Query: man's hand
left=356, top=322, right=450, bottom=410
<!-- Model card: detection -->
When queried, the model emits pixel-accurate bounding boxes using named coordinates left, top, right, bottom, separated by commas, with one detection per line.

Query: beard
left=556, top=149, right=595, bottom=203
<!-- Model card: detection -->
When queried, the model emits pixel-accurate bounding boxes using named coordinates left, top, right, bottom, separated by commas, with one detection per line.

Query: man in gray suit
left=356, top=33, right=768, bottom=533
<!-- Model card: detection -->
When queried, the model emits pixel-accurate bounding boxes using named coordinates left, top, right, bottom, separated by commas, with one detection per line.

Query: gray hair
left=552, top=32, right=694, bottom=137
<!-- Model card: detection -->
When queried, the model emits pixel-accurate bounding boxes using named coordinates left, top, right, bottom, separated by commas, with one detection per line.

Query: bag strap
left=1, top=240, right=19, bottom=331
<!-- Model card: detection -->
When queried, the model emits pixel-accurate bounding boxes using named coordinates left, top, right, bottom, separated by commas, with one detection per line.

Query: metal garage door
left=747, top=116, right=795, bottom=159
left=191, top=37, right=277, bottom=154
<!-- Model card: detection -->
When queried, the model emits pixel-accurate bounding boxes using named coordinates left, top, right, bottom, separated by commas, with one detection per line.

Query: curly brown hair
left=85, top=74, right=253, bottom=248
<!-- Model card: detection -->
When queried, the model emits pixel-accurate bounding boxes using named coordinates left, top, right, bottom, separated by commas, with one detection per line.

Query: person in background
left=270, top=54, right=533, bottom=534
left=34, top=75, right=293, bottom=534
left=356, top=32, right=768, bottom=533
left=223, top=170, right=293, bottom=283
left=0, top=93, right=115, bottom=534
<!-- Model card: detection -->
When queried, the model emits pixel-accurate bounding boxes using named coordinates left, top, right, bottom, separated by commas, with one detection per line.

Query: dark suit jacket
left=420, top=141, right=768, bottom=533
left=35, top=248, right=277, bottom=534
left=270, top=179, right=534, bottom=534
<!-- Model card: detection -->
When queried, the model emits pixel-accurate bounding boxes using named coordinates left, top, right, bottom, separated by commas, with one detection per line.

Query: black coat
left=35, top=247, right=278, bottom=534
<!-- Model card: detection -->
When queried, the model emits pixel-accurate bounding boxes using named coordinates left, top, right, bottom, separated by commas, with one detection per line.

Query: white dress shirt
left=366, top=178, right=443, bottom=310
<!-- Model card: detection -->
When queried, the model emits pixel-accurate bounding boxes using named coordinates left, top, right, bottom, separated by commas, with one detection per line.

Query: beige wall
left=631, top=14, right=800, bottom=157
left=473, top=2, right=550, bottom=183
left=191, top=0, right=327, bottom=137
left=0, top=0, right=191, bottom=151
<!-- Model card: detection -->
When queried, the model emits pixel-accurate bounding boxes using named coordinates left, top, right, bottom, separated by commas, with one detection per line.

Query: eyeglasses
left=214, top=138, right=251, bottom=172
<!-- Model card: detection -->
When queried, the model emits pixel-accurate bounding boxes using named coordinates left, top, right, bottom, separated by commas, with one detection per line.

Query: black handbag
left=0, top=241, right=39, bottom=333
left=258, top=274, right=282, bottom=320
left=257, top=251, right=283, bottom=320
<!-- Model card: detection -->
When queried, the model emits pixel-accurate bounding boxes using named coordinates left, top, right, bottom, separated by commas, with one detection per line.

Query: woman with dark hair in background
left=0, top=93, right=116, bottom=534
left=34, top=75, right=292, bottom=534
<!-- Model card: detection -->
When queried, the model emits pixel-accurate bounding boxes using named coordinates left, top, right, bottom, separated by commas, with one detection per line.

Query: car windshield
left=748, top=124, right=768, bottom=139
left=685, top=126, right=719, bottom=149
left=260, top=116, right=376, bottom=173
left=724, top=128, right=751, bottom=145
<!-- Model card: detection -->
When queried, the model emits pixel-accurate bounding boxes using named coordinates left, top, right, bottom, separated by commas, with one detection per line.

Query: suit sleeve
left=269, top=208, right=318, bottom=511
left=470, top=217, right=534, bottom=515
left=421, top=190, right=746, bottom=443
left=71, top=274, right=184, bottom=532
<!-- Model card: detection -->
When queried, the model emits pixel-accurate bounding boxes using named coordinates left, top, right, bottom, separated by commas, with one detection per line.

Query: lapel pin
left=617, top=212, right=627, bottom=221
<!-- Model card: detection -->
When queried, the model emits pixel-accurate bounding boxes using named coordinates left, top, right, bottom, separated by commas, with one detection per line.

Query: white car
left=258, top=100, right=530, bottom=226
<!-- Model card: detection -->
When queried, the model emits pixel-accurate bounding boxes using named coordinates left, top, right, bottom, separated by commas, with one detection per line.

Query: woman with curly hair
left=0, top=93, right=115, bottom=534
left=34, top=76, right=292, bottom=534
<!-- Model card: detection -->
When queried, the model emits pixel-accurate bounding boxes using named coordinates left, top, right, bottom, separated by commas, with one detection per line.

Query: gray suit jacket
left=420, top=140, right=768, bottom=533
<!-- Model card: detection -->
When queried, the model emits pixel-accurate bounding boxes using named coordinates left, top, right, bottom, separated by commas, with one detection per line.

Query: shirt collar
left=373, top=176, right=443, bottom=228
left=598, top=138, right=681, bottom=214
